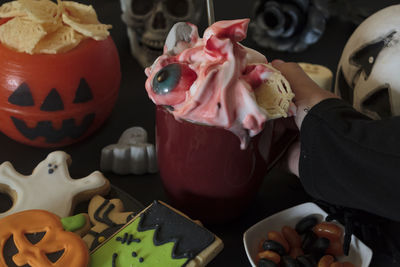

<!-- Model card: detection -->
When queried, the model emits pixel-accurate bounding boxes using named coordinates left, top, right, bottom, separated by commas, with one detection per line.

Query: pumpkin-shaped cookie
left=0, top=209, right=89, bottom=267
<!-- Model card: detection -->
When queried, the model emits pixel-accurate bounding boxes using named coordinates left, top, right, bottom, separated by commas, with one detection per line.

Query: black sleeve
left=299, top=98, right=400, bottom=222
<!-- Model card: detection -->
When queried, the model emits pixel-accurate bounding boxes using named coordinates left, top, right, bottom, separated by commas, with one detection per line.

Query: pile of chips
left=0, top=0, right=112, bottom=54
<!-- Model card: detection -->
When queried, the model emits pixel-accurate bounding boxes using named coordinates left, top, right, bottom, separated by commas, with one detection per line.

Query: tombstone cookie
left=0, top=151, right=110, bottom=218
left=83, top=195, right=138, bottom=250
left=89, top=200, right=223, bottom=267
left=101, top=127, right=158, bottom=175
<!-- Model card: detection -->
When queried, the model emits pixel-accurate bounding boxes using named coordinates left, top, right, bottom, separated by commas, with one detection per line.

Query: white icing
left=0, top=151, right=108, bottom=218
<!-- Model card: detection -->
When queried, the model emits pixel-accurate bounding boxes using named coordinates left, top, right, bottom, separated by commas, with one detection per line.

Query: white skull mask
left=335, top=5, right=400, bottom=120
left=121, top=0, right=203, bottom=68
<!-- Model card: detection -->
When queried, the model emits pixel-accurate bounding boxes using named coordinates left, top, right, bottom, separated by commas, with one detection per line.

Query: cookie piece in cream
left=0, top=151, right=110, bottom=218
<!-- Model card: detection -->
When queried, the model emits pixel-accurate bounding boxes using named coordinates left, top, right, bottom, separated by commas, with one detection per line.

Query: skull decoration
left=121, top=0, right=203, bottom=68
left=335, top=5, right=400, bottom=119
left=250, top=0, right=327, bottom=52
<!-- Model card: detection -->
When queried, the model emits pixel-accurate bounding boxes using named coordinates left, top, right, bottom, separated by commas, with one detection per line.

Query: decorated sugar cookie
left=61, top=213, right=91, bottom=237
left=0, top=151, right=110, bottom=218
left=83, top=195, right=138, bottom=250
left=90, top=200, right=223, bottom=267
left=0, top=209, right=89, bottom=267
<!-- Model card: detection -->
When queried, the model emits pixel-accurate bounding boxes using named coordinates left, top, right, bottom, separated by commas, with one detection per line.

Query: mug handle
left=266, top=117, right=299, bottom=170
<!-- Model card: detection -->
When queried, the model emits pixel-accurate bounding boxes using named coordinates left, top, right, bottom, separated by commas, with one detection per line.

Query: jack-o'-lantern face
left=8, top=78, right=95, bottom=144
left=0, top=210, right=89, bottom=267
left=0, top=37, right=121, bottom=147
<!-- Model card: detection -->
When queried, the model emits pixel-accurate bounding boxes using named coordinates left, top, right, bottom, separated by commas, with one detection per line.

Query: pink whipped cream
left=145, top=19, right=280, bottom=149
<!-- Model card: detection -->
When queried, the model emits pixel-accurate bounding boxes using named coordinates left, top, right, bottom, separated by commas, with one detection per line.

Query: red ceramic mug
left=156, top=106, right=297, bottom=223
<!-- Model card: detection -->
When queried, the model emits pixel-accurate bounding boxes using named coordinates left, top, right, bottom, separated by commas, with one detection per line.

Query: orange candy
left=326, top=239, right=344, bottom=256
left=342, top=262, right=356, bottom=267
left=258, top=250, right=281, bottom=264
left=330, top=262, right=354, bottom=267
left=267, top=230, right=290, bottom=253
left=282, top=225, right=302, bottom=248
left=318, top=255, right=335, bottom=267
left=289, top=246, right=304, bottom=259
left=313, top=222, right=343, bottom=241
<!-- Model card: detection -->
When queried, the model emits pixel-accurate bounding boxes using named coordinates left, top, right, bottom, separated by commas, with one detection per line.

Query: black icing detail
left=48, top=168, right=54, bottom=174
left=73, top=78, right=93, bottom=103
left=132, top=252, right=137, bottom=257
left=112, top=253, right=118, bottom=267
left=11, top=113, right=95, bottom=143
left=349, top=31, right=396, bottom=80
left=3, top=235, right=31, bottom=267
left=8, top=83, right=34, bottom=107
left=337, top=67, right=353, bottom=104
left=46, top=249, right=65, bottom=263
left=88, top=200, right=134, bottom=251
left=25, top=232, right=46, bottom=244
left=116, top=233, right=140, bottom=244
left=137, top=201, right=215, bottom=264
left=126, top=212, right=136, bottom=222
left=94, top=200, right=117, bottom=227
left=89, top=227, right=125, bottom=251
left=139, top=257, right=144, bottom=263
left=40, top=88, right=64, bottom=111
left=362, top=85, right=392, bottom=118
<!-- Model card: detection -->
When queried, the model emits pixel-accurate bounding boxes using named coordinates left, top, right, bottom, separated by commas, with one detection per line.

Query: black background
left=0, top=0, right=399, bottom=266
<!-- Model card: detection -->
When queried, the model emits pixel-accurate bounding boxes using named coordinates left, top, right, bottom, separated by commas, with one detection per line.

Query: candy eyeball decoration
left=335, top=5, right=400, bottom=119
left=250, top=0, right=327, bottom=52
left=121, top=0, right=203, bottom=68
left=150, top=63, right=197, bottom=106
left=101, top=127, right=158, bottom=175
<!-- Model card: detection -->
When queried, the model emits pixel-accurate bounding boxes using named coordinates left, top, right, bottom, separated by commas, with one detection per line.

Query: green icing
left=61, top=213, right=86, bottom=232
left=89, top=218, right=188, bottom=267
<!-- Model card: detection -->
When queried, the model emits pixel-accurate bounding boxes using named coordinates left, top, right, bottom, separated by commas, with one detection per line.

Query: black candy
left=302, top=231, right=318, bottom=254
left=295, top=215, right=318, bottom=235
left=258, top=258, right=278, bottom=267
left=296, top=255, right=314, bottom=267
left=262, top=240, right=286, bottom=256
left=281, top=255, right=300, bottom=267
left=311, top=237, right=330, bottom=255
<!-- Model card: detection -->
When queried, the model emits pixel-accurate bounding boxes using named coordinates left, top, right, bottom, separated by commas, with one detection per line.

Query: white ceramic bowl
left=243, top=202, right=372, bottom=267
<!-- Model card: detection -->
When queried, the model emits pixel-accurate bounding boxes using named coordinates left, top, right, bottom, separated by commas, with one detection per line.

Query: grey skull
left=121, top=0, right=203, bottom=68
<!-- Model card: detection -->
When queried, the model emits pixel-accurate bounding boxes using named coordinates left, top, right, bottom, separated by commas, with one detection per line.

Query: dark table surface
left=0, top=0, right=399, bottom=266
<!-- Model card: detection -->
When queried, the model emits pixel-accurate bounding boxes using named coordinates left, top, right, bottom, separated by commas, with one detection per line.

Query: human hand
left=271, top=60, right=339, bottom=176
left=271, top=60, right=339, bottom=129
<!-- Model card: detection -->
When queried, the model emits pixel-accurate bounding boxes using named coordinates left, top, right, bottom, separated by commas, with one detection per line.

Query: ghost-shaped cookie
left=0, top=151, right=110, bottom=218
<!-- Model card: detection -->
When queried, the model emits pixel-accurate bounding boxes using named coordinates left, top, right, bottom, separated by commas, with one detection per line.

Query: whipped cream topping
left=145, top=19, right=281, bottom=149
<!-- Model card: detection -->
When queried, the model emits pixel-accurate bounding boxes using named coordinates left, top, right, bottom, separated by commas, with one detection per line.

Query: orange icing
left=0, top=209, right=89, bottom=267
